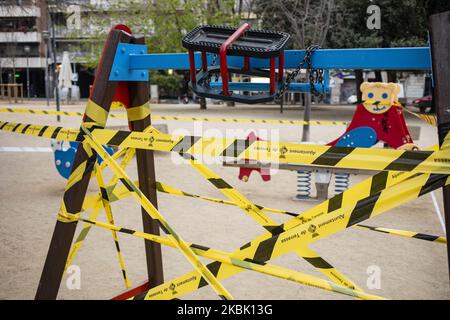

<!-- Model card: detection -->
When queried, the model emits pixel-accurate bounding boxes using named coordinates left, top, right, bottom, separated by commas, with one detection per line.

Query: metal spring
left=335, top=172, right=350, bottom=195
left=295, top=170, right=312, bottom=199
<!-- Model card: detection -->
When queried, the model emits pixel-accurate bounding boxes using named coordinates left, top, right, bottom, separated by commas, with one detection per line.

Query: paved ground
left=0, top=99, right=448, bottom=300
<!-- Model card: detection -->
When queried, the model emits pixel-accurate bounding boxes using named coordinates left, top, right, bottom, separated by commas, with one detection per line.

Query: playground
left=0, top=3, right=449, bottom=301
left=0, top=100, right=448, bottom=299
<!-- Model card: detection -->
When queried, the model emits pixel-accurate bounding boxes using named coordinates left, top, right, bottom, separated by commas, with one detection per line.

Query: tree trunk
left=375, top=70, right=382, bottom=82
left=387, top=71, right=397, bottom=83
left=355, top=69, right=363, bottom=103
left=200, top=97, right=207, bottom=109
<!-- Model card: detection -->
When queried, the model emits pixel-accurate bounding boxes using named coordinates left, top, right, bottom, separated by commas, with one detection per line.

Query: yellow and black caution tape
left=178, top=152, right=364, bottom=292
left=67, top=148, right=137, bottom=272
left=93, top=162, right=131, bottom=288
left=80, top=127, right=233, bottom=300
left=156, top=180, right=446, bottom=245
left=403, top=108, right=437, bottom=127
left=1, top=120, right=450, bottom=175
left=2, top=118, right=446, bottom=300
left=73, top=168, right=446, bottom=299
left=88, top=177, right=449, bottom=246
left=362, top=100, right=437, bottom=127
left=131, top=145, right=443, bottom=299
left=0, top=107, right=348, bottom=126
left=72, top=215, right=383, bottom=300
left=156, top=181, right=298, bottom=217
left=71, top=141, right=363, bottom=296
left=135, top=171, right=448, bottom=300
left=354, top=224, right=446, bottom=243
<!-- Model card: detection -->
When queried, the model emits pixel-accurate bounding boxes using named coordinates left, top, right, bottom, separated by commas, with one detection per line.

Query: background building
left=0, top=0, right=100, bottom=99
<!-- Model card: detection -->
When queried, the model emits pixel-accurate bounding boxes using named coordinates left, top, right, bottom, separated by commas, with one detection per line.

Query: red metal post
left=269, top=57, right=276, bottom=94
left=278, top=51, right=284, bottom=82
left=244, top=56, right=250, bottom=71
left=201, top=51, right=207, bottom=71
left=188, top=50, right=196, bottom=85
left=219, top=23, right=251, bottom=95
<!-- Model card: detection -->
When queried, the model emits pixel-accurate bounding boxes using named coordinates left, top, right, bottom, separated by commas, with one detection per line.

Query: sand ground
left=0, top=99, right=448, bottom=300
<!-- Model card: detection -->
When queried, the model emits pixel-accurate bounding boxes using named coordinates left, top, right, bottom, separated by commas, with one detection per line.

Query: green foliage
left=151, top=72, right=184, bottom=98
left=329, top=0, right=430, bottom=48
left=254, top=0, right=450, bottom=49
left=254, top=0, right=337, bottom=49
left=73, top=0, right=239, bottom=68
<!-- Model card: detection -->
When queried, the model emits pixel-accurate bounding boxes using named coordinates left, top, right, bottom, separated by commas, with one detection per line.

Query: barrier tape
left=156, top=181, right=298, bottom=216
left=1, top=120, right=450, bottom=175
left=71, top=215, right=383, bottom=300
left=0, top=116, right=444, bottom=298
left=85, top=100, right=109, bottom=127
left=73, top=132, right=363, bottom=298
left=131, top=144, right=436, bottom=298
left=125, top=103, right=151, bottom=122
left=403, top=108, right=437, bottom=127
left=93, top=162, right=131, bottom=288
left=354, top=225, right=446, bottom=243
left=81, top=127, right=234, bottom=300
left=67, top=133, right=138, bottom=272
left=136, top=172, right=448, bottom=299
left=70, top=168, right=445, bottom=299
left=0, top=107, right=348, bottom=126
left=156, top=180, right=447, bottom=245
left=2, top=104, right=434, bottom=126
left=362, top=100, right=437, bottom=127
left=178, top=152, right=364, bottom=291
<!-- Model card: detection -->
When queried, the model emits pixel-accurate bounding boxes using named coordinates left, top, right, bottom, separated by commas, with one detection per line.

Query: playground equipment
left=329, top=82, right=417, bottom=150
left=293, top=81, right=419, bottom=200
left=238, top=132, right=271, bottom=182
left=0, top=13, right=449, bottom=300
left=51, top=140, right=114, bottom=179
left=182, top=24, right=290, bottom=103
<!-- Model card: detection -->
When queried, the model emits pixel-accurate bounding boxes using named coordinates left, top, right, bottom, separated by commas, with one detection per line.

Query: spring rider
left=51, top=81, right=130, bottom=179
left=326, top=82, right=418, bottom=195
left=238, top=131, right=271, bottom=182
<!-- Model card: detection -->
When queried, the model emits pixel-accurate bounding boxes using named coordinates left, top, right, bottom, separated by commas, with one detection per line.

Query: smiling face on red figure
left=361, top=82, right=401, bottom=114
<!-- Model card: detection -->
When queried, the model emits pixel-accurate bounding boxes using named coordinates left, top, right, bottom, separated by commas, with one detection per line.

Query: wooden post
left=35, top=29, right=132, bottom=299
left=128, top=36, right=164, bottom=288
left=429, top=10, right=450, bottom=281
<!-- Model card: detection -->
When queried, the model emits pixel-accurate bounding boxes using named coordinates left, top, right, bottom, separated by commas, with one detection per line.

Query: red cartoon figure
left=329, top=82, right=417, bottom=150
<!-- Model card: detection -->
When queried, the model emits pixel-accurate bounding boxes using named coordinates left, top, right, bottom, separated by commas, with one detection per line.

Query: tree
left=74, top=0, right=239, bottom=68
left=327, top=0, right=450, bottom=101
left=254, top=0, right=337, bottom=49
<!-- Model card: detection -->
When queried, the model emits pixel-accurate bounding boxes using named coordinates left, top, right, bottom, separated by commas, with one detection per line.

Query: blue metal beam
left=128, top=47, right=431, bottom=71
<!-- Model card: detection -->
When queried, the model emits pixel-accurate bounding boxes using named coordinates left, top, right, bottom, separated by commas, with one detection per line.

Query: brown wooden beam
left=127, top=35, right=164, bottom=288
left=35, top=28, right=133, bottom=300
